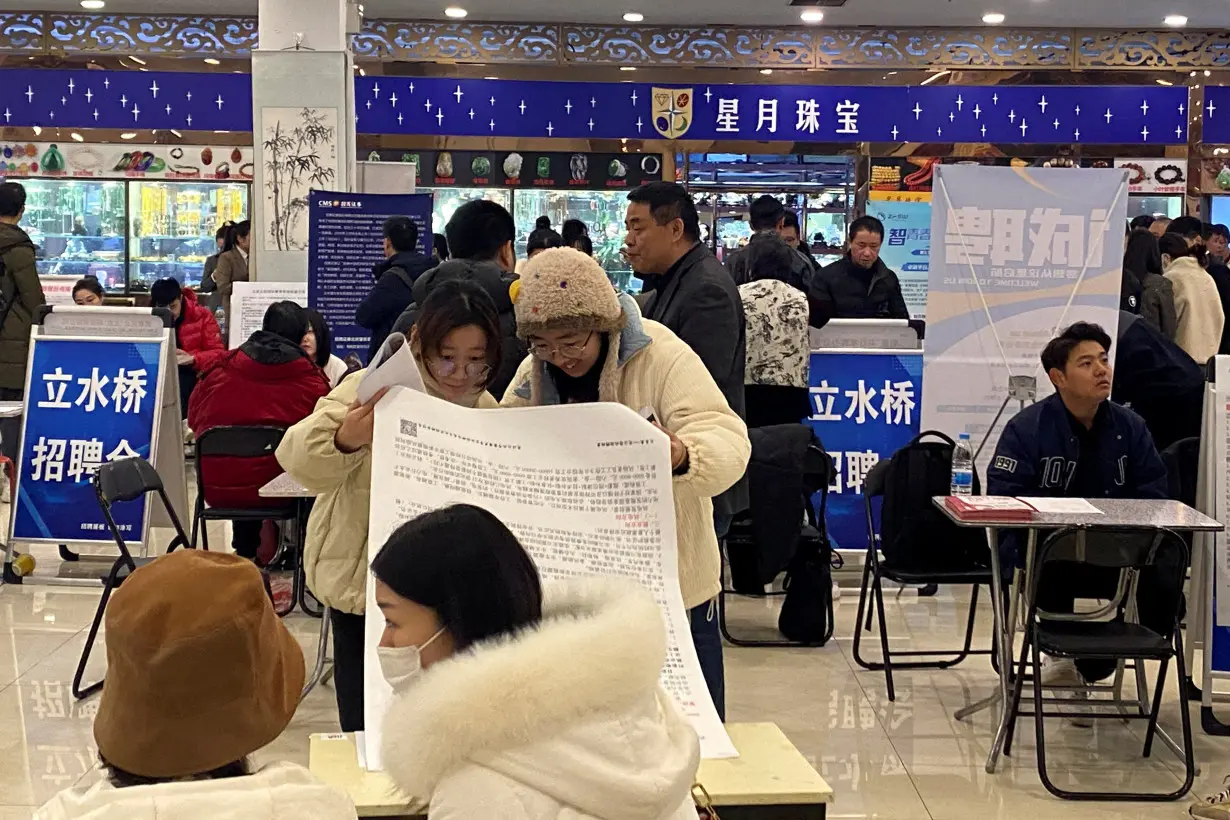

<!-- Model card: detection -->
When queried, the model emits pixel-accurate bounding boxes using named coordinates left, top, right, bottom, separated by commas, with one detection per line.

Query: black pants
left=178, top=365, right=197, bottom=421
left=330, top=609, right=366, bottom=732
left=1034, top=552, right=1186, bottom=683
left=0, top=387, right=21, bottom=464
left=232, top=520, right=262, bottom=560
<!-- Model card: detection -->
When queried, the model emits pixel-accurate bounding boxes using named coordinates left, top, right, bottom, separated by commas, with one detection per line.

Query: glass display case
left=804, top=192, right=849, bottom=267
left=1127, top=194, right=1183, bottom=221
left=128, top=181, right=249, bottom=292
left=18, top=179, right=127, bottom=291
left=427, top=187, right=512, bottom=235
left=512, top=189, right=633, bottom=291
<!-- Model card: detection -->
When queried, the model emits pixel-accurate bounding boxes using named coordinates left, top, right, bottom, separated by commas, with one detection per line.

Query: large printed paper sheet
left=363, top=388, right=735, bottom=770
left=228, top=281, right=308, bottom=348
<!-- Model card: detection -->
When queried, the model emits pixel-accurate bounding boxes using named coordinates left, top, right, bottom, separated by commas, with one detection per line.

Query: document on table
left=356, top=332, right=424, bottom=403
left=1017, top=497, right=1104, bottom=515
left=362, top=388, right=736, bottom=771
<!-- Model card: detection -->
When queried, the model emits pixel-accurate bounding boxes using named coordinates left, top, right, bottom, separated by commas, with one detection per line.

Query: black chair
left=1003, top=526, right=1195, bottom=801
left=74, top=457, right=192, bottom=700
left=718, top=435, right=835, bottom=647
left=852, top=460, right=994, bottom=701
left=191, top=426, right=303, bottom=617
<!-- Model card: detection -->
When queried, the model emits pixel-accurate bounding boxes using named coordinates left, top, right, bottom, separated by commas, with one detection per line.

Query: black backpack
left=878, top=431, right=988, bottom=573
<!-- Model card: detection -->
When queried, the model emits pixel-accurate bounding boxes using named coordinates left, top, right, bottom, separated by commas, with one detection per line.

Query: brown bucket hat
left=93, top=550, right=305, bottom=779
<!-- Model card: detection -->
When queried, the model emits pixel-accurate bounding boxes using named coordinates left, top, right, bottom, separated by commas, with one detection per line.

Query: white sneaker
left=0, top=469, right=11, bottom=503
left=1193, top=777, right=1230, bottom=818
left=831, top=582, right=842, bottom=601
left=1038, top=655, right=1094, bottom=728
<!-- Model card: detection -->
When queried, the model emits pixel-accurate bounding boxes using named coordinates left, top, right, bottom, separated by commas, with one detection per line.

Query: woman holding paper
left=502, top=247, right=751, bottom=719
left=276, top=279, right=504, bottom=733
left=374, top=504, right=700, bottom=820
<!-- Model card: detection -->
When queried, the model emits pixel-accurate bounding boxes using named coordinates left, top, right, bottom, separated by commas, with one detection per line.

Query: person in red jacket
left=188, top=301, right=330, bottom=560
left=150, top=278, right=227, bottom=424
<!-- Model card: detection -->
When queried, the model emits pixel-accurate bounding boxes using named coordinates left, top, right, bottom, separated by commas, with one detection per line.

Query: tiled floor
left=2, top=533, right=1229, bottom=818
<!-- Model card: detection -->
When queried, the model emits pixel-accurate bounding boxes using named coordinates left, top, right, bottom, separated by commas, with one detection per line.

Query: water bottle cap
left=958, top=432, right=970, bottom=440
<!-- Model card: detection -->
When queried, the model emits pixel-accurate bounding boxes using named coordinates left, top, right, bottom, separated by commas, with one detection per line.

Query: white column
left=251, top=0, right=355, bottom=282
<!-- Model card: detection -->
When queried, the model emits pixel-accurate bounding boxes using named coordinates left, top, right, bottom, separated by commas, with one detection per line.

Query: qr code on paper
left=400, top=419, right=418, bottom=437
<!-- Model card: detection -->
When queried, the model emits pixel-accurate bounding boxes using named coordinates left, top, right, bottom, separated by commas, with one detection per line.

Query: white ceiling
left=2, top=0, right=1227, bottom=28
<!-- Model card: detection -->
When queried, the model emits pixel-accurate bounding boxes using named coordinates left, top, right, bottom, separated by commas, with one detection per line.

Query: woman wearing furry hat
left=502, top=247, right=750, bottom=718
left=376, top=504, right=700, bottom=819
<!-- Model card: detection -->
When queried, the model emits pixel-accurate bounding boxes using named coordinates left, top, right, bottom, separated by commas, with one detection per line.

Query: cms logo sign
left=316, top=199, right=362, bottom=208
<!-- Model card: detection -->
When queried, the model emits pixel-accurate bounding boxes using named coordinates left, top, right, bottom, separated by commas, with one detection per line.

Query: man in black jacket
left=356, top=216, right=436, bottom=362
left=812, top=216, right=910, bottom=327
left=725, top=196, right=815, bottom=293
left=625, top=181, right=747, bottom=718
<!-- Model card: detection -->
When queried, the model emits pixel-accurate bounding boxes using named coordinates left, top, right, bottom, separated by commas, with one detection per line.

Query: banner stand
left=1, top=306, right=188, bottom=588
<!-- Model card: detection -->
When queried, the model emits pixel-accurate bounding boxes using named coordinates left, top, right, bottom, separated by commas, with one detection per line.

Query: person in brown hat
left=35, top=550, right=357, bottom=820
left=501, top=247, right=750, bottom=719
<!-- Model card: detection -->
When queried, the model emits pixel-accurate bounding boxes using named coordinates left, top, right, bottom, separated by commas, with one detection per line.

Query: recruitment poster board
left=921, top=166, right=1127, bottom=471
left=307, top=190, right=433, bottom=362
left=866, top=193, right=932, bottom=320
left=38, top=276, right=78, bottom=307
left=229, top=281, right=309, bottom=348
left=362, top=389, right=735, bottom=770
left=12, top=334, right=165, bottom=546
left=806, top=350, right=922, bottom=551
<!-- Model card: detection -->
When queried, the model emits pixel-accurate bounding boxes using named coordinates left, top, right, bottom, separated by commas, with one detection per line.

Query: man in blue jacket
left=988, top=321, right=1176, bottom=709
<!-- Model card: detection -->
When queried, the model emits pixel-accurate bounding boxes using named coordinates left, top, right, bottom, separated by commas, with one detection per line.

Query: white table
left=259, top=472, right=313, bottom=498
left=934, top=497, right=1223, bottom=774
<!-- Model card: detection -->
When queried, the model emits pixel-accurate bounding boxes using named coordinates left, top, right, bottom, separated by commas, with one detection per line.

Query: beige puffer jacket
left=276, top=367, right=497, bottom=614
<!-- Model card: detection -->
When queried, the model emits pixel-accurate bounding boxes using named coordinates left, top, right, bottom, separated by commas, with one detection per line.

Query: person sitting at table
left=189, top=301, right=330, bottom=562
left=502, top=247, right=751, bottom=719
left=810, top=216, right=909, bottom=328
left=375, top=504, right=700, bottom=819
left=987, top=321, right=1175, bottom=717
left=150, top=278, right=227, bottom=428
left=72, top=277, right=105, bottom=306
left=276, top=279, right=503, bottom=734
left=33, top=550, right=357, bottom=820
left=303, top=308, right=351, bottom=387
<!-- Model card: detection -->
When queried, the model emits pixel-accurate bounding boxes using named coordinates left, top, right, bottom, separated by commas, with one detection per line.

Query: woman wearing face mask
left=374, top=504, right=700, bottom=820
left=276, top=279, right=503, bottom=734
left=1159, top=232, right=1225, bottom=365
left=502, top=247, right=750, bottom=720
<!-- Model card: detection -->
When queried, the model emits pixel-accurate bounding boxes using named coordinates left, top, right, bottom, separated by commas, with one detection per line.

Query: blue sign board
left=308, top=190, right=434, bottom=362
left=13, top=338, right=163, bottom=544
left=0, top=68, right=1193, bottom=145
left=1202, top=86, right=1230, bottom=144
left=807, top=351, right=923, bottom=551
left=865, top=198, right=932, bottom=319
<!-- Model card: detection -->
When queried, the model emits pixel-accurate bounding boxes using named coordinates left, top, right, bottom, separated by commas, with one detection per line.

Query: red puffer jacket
left=188, top=331, right=331, bottom=509
left=176, top=287, right=227, bottom=371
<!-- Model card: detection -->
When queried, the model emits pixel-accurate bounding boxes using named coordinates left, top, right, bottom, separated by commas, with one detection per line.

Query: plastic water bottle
left=951, top=432, right=974, bottom=496
left=214, top=306, right=227, bottom=339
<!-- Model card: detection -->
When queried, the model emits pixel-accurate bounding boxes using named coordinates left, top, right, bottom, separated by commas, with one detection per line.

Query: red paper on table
left=943, top=495, right=1036, bottom=522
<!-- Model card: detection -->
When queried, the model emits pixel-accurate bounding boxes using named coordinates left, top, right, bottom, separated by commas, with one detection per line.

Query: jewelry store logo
left=652, top=87, right=692, bottom=139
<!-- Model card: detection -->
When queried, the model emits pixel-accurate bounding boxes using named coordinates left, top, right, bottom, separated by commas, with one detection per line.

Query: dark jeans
left=0, top=387, right=21, bottom=464
left=1033, top=552, right=1187, bottom=683
left=330, top=609, right=366, bottom=732
left=690, top=598, right=725, bottom=721
left=178, top=365, right=197, bottom=421
left=232, top=520, right=262, bottom=560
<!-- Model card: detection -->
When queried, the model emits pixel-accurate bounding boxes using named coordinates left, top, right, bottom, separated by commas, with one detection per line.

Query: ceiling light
left=358, top=67, right=366, bottom=76
left=623, top=11, right=643, bottom=22
left=1156, top=78, right=1173, bottom=85
left=70, top=132, right=84, bottom=142
left=982, top=11, right=1005, bottom=24
left=120, top=132, right=136, bottom=139
left=760, top=69, right=773, bottom=75
left=170, top=129, right=183, bottom=137
left=799, top=9, right=824, bottom=23
left=32, top=125, right=41, bottom=135
left=444, top=6, right=467, bottom=18
left=484, top=76, right=498, bottom=80
left=79, top=0, right=105, bottom=8
left=1206, top=69, right=1212, bottom=77
left=920, top=69, right=951, bottom=86
left=620, top=66, right=637, bottom=71
left=129, top=55, right=146, bottom=65
left=1164, top=14, right=1188, bottom=26
left=203, top=58, right=220, bottom=65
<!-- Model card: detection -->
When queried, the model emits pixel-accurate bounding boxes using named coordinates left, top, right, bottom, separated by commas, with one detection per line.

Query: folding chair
left=74, top=457, right=192, bottom=700
left=1003, top=526, right=1195, bottom=801
left=852, top=459, right=994, bottom=701
left=191, top=426, right=303, bottom=616
left=719, top=436, right=835, bottom=647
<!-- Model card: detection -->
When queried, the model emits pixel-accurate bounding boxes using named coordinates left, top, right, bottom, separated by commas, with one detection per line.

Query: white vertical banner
left=921, top=166, right=1128, bottom=473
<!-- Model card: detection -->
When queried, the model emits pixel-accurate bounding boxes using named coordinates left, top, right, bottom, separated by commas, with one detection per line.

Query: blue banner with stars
left=1203, top=86, right=1230, bottom=144
left=0, top=68, right=1193, bottom=145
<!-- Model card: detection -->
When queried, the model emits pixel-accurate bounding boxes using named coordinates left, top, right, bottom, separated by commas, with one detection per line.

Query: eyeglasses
left=430, top=359, right=491, bottom=381
left=530, top=332, right=594, bottom=360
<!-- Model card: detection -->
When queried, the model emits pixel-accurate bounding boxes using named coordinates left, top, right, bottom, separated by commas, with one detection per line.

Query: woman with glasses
left=502, top=248, right=750, bottom=718
left=277, top=278, right=502, bottom=734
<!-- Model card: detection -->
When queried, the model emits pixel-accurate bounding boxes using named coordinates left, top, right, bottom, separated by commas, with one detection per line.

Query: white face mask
left=377, top=627, right=446, bottom=691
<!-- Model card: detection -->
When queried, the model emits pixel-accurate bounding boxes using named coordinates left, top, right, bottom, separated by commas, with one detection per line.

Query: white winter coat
left=34, top=762, right=357, bottom=820
left=382, top=578, right=701, bottom=820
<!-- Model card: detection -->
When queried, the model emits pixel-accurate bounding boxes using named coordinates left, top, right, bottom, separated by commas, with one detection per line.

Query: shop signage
left=0, top=141, right=253, bottom=181
left=1202, top=86, right=1230, bottom=144
left=1113, top=157, right=1187, bottom=194
left=0, top=68, right=1194, bottom=146
left=361, top=148, right=663, bottom=190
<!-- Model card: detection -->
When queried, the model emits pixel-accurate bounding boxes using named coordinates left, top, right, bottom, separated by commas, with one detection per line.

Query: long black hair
left=372, top=504, right=542, bottom=651
left=1123, top=228, right=1163, bottom=277
left=221, top=220, right=251, bottom=253
left=1159, top=232, right=1207, bottom=268
left=262, top=301, right=310, bottom=345
left=304, top=308, right=333, bottom=368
